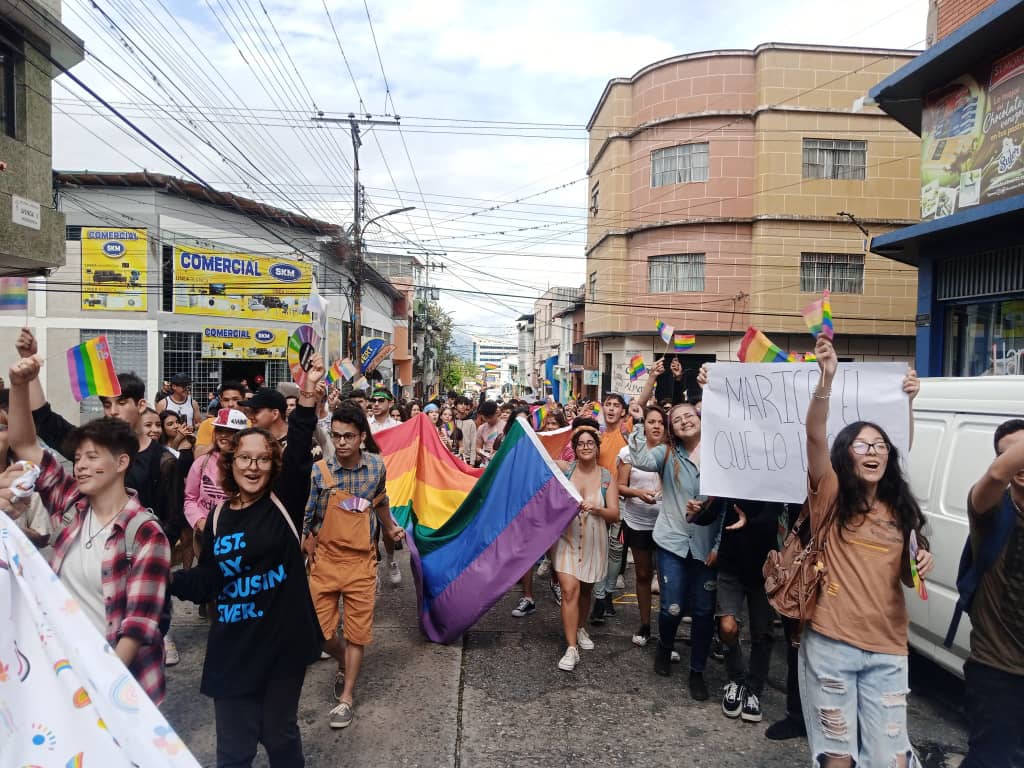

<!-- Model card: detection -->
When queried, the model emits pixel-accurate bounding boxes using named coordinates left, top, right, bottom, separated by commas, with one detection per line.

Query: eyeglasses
left=576, top=440, right=597, bottom=449
left=330, top=431, right=361, bottom=443
left=233, top=454, right=274, bottom=469
left=851, top=440, right=890, bottom=455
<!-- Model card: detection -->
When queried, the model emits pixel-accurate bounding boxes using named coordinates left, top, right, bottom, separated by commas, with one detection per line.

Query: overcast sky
left=52, top=0, right=927, bottom=346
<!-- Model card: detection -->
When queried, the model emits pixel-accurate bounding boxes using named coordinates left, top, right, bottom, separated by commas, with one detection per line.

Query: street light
left=363, top=206, right=415, bottom=230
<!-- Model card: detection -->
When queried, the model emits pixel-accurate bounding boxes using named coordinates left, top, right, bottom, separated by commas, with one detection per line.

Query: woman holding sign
left=801, top=335, right=930, bottom=768
left=628, top=357, right=723, bottom=702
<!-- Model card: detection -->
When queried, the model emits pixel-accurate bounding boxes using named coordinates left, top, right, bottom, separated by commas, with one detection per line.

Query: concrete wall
left=0, top=32, right=65, bottom=271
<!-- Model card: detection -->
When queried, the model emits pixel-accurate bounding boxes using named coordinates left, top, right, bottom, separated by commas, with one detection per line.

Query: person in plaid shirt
left=1, top=354, right=171, bottom=704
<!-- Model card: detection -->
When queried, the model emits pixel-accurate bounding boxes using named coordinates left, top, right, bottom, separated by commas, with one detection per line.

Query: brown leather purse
left=762, top=500, right=836, bottom=644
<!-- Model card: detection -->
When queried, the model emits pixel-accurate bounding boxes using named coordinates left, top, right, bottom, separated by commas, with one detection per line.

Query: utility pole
left=311, top=112, right=409, bottom=364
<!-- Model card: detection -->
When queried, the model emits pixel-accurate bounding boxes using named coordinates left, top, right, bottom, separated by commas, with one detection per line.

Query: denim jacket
left=628, top=424, right=723, bottom=561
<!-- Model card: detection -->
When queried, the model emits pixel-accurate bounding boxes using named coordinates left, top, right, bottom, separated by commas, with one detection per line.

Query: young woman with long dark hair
left=801, top=335, right=931, bottom=768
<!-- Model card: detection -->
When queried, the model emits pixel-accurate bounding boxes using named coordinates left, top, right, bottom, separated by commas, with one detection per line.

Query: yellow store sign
left=81, top=228, right=148, bottom=312
left=173, top=245, right=312, bottom=321
left=201, top=327, right=289, bottom=360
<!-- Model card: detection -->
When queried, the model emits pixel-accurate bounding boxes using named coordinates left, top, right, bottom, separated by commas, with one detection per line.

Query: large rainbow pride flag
left=375, top=414, right=483, bottom=530
left=377, top=415, right=581, bottom=643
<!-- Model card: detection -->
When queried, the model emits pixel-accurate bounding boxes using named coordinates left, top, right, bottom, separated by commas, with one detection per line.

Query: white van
left=906, top=375, right=1024, bottom=677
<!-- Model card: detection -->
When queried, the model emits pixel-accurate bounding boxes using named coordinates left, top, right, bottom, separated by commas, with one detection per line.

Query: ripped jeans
left=655, top=547, right=717, bottom=673
left=798, top=628, right=920, bottom=768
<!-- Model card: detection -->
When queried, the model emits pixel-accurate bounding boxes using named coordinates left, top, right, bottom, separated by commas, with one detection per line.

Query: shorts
left=622, top=520, right=655, bottom=551
left=715, top=570, right=775, bottom=634
left=309, top=553, right=376, bottom=646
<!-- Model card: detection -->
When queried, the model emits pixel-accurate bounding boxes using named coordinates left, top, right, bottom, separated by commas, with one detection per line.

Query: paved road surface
left=163, top=552, right=969, bottom=767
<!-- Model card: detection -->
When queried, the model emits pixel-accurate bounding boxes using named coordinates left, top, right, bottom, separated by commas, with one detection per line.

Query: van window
left=941, top=418, right=1002, bottom=520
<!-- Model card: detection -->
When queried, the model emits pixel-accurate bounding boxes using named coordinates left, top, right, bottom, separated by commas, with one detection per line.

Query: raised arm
left=806, top=335, right=836, bottom=490
left=636, top=357, right=664, bottom=409
left=970, top=430, right=1024, bottom=515
left=903, top=367, right=920, bottom=450
left=628, top=421, right=667, bottom=472
left=7, top=356, right=45, bottom=465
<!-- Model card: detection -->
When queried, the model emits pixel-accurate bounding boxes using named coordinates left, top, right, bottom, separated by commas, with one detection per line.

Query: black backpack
left=944, top=491, right=1017, bottom=648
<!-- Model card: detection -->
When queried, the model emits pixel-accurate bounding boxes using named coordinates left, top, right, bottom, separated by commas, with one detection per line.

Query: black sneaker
left=722, top=681, right=743, bottom=718
left=589, top=598, right=606, bottom=625
left=511, top=597, right=536, bottom=617
left=765, top=716, right=807, bottom=741
left=689, top=671, right=709, bottom=701
left=654, top=643, right=672, bottom=677
left=604, top=595, right=616, bottom=617
left=741, top=690, right=763, bottom=723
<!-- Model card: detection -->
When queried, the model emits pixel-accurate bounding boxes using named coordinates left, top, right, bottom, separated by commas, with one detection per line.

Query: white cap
left=213, top=408, right=249, bottom=431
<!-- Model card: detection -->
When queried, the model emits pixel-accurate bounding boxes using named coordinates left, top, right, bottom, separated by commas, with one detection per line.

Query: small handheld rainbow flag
left=672, top=333, right=695, bottom=352
left=0, top=277, right=28, bottom=310
left=587, top=401, right=602, bottom=420
left=67, top=336, right=121, bottom=401
left=801, top=290, right=834, bottom=340
left=628, top=354, right=647, bottom=382
left=530, top=405, right=548, bottom=431
left=737, top=327, right=790, bottom=363
left=326, top=360, right=344, bottom=387
left=655, top=320, right=674, bottom=344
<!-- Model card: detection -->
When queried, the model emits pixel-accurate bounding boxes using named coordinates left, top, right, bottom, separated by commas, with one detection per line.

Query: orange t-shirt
left=808, top=469, right=909, bottom=655
left=598, top=417, right=632, bottom=475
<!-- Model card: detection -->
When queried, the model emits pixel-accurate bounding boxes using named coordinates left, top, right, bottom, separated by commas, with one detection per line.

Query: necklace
left=83, top=508, right=115, bottom=550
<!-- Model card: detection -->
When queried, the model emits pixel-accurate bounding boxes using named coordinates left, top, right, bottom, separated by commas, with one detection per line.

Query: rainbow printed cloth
left=0, top=277, right=28, bottom=310
left=737, top=327, right=790, bottom=363
left=801, top=290, right=834, bottom=339
left=67, top=336, right=121, bottom=401
left=673, top=333, right=695, bottom=352
left=0, top=515, right=201, bottom=767
left=375, top=413, right=484, bottom=531
left=405, top=416, right=582, bottom=643
left=628, top=355, right=646, bottom=382
left=655, top=320, right=674, bottom=344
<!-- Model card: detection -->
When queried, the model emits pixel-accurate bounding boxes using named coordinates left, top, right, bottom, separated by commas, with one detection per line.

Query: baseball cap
left=213, top=408, right=248, bottom=431
left=240, top=389, right=287, bottom=413
left=170, top=373, right=191, bottom=386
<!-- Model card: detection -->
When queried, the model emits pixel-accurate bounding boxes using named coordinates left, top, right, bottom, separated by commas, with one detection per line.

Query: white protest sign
left=699, top=362, right=910, bottom=503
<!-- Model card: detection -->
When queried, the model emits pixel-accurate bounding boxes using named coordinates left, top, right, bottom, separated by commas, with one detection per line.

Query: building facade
left=0, top=172, right=399, bottom=423
left=471, top=336, right=518, bottom=369
left=586, top=43, right=922, bottom=398
left=870, top=0, right=1024, bottom=377
left=533, top=286, right=577, bottom=400
left=0, top=0, right=83, bottom=273
left=515, top=313, right=536, bottom=396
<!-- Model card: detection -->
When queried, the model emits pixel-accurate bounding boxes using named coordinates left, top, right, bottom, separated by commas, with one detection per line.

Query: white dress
left=553, top=464, right=611, bottom=584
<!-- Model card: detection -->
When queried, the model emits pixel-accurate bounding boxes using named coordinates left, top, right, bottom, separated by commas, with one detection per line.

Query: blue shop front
left=869, top=0, right=1024, bottom=376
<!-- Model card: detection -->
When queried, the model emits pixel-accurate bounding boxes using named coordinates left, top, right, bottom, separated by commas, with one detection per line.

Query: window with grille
left=590, top=184, right=599, bottom=217
left=651, top=143, right=710, bottom=187
left=588, top=272, right=597, bottom=304
left=799, top=252, right=865, bottom=294
left=79, top=329, right=149, bottom=421
left=648, top=254, right=705, bottom=294
left=802, top=139, right=866, bottom=180
left=160, top=330, right=221, bottom=402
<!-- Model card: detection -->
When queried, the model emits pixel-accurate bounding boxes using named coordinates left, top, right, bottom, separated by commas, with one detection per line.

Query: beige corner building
left=584, top=43, right=921, bottom=400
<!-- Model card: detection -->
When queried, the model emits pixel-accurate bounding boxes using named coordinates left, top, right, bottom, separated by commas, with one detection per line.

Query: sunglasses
left=372, top=397, right=389, bottom=403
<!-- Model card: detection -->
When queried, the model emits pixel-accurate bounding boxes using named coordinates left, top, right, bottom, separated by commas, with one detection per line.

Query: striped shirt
left=34, top=451, right=171, bottom=705
left=302, top=452, right=387, bottom=537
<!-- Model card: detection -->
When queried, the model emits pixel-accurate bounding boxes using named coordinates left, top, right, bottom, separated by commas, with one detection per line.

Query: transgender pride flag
left=401, top=417, right=581, bottom=643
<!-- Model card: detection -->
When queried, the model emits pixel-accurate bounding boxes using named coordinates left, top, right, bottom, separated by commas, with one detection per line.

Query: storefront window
left=946, top=299, right=1024, bottom=376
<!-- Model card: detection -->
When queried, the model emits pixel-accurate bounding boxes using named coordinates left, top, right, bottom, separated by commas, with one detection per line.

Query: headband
left=573, top=425, right=600, bottom=439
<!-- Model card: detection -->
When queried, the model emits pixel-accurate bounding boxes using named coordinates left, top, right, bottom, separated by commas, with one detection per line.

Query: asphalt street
left=163, top=552, right=969, bottom=768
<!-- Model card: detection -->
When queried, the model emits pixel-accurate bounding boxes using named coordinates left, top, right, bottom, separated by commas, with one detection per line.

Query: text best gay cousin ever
left=700, top=362, right=910, bottom=504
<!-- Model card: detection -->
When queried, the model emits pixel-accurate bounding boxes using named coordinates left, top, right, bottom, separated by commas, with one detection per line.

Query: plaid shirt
left=34, top=451, right=171, bottom=705
left=303, top=452, right=387, bottom=538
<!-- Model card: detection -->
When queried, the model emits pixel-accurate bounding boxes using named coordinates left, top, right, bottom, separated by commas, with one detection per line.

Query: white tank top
left=163, top=396, right=196, bottom=426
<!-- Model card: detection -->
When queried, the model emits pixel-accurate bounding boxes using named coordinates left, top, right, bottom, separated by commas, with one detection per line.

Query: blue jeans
left=655, top=547, right=717, bottom=674
left=798, top=628, right=919, bottom=767
left=963, top=660, right=1024, bottom=768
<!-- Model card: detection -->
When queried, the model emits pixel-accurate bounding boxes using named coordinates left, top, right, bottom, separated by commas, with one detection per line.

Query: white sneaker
left=388, top=560, right=402, bottom=586
left=576, top=627, right=595, bottom=650
left=164, top=636, right=180, bottom=667
left=670, top=650, right=681, bottom=662
left=536, top=558, right=550, bottom=577
left=558, top=646, right=580, bottom=671
left=651, top=576, right=660, bottom=594
left=320, top=650, right=331, bottom=660
left=615, top=574, right=626, bottom=590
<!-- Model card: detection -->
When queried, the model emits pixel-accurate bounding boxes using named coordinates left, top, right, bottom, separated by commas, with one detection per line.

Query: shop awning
left=870, top=195, right=1024, bottom=266
left=869, top=0, right=1024, bottom=134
